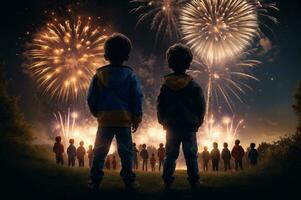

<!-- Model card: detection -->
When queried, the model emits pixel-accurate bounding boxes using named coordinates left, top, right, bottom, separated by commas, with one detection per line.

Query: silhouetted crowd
left=53, top=136, right=259, bottom=172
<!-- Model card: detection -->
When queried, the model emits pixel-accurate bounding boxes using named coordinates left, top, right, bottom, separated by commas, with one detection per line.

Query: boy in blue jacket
left=87, top=33, right=143, bottom=190
left=157, top=44, right=206, bottom=189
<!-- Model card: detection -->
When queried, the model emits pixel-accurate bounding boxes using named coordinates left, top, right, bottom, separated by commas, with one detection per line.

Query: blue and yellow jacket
left=87, top=65, right=143, bottom=127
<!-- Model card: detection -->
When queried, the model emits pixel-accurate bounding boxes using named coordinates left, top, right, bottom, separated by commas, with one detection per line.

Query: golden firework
left=180, top=0, right=259, bottom=66
left=26, top=16, right=108, bottom=102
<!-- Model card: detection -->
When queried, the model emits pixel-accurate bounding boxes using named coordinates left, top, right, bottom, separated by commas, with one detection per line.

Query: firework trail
left=25, top=15, right=108, bottom=102
left=131, top=0, right=190, bottom=40
left=190, top=58, right=261, bottom=113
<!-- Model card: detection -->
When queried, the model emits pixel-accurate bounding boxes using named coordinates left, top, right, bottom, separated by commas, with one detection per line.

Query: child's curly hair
left=166, top=43, right=193, bottom=73
left=104, top=33, right=132, bottom=64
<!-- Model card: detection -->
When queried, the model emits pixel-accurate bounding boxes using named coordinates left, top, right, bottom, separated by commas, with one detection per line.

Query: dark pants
left=90, top=127, right=135, bottom=185
left=163, top=129, right=199, bottom=185
left=224, top=160, right=231, bottom=171
left=88, top=157, right=92, bottom=168
left=212, top=159, right=219, bottom=171
left=203, top=160, right=209, bottom=171
left=55, top=155, right=64, bottom=165
left=159, top=159, right=164, bottom=171
left=235, top=159, right=243, bottom=170
left=133, top=156, right=138, bottom=170
left=78, top=158, right=84, bottom=167
left=142, top=159, right=148, bottom=171
left=68, top=157, right=75, bottom=167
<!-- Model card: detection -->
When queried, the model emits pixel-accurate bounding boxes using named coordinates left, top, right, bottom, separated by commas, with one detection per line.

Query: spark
left=25, top=15, right=108, bottom=102
left=131, top=0, right=190, bottom=40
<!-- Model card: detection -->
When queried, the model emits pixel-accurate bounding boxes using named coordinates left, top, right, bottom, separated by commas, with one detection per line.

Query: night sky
left=1, top=0, right=301, bottom=145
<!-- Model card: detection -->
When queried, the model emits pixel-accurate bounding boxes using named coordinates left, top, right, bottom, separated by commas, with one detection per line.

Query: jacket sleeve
left=130, top=73, right=144, bottom=121
left=157, top=85, right=167, bottom=125
left=194, top=85, right=206, bottom=126
left=87, top=75, right=101, bottom=117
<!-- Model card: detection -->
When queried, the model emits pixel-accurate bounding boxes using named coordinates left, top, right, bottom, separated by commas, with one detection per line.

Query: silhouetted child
left=157, top=143, right=166, bottom=171
left=112, top=156, right=117, bottom=170
left=157, top=44, right=206, bottom=189
left=77, top=141, right=86, bottom=167
left=105, top=156, right=111, bottom=170
left=248, top=143, right=259, bottom=166
left=140, top=144, right=149, bottom=171
left=150, top=153, right=156, bottom=172
left=231, top=139, right=245, bottom=171
left=210, top=142, right=220, bottom=171
left=201, top=146, right=210, bottom=172
left=132, top=143, right=139, bottom=170
left=67, top=138, right=76, bottom=167
left=222, top=142, right=231, bottom=171
left=88, top=33, right=143, bottom=190
left=87, top=145, right=93, bottom=168
left=53, top=136, right=64, bottom=165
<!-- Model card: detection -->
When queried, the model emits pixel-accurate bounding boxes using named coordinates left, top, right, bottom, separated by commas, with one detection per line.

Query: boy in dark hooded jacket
left=87, top=33, right=143, bottom=190
left=157, top=44, right=206, bottom=189
left=67, top=139, right=76, bottom=167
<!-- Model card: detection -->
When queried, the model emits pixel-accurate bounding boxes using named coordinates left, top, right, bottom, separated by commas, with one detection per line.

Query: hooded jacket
left=87, top=65, right=143, bottom=127
left=157, top=73, right=206, bottom=132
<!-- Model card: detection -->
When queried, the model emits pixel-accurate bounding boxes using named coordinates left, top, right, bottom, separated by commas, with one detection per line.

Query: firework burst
left=131, top=0, right=190, bottom=40
left=25, top=15, right=108, bottom=102
left=180, top=0, right=259, bottom=66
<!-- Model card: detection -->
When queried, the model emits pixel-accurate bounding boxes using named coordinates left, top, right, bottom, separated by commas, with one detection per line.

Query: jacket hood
left=96, top=65, right=133, bottom=88
left=164, top=74, right=193, bottom=91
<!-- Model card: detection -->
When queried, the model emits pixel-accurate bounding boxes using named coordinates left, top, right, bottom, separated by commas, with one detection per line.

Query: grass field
left=2, top=148, right=299, bottom=200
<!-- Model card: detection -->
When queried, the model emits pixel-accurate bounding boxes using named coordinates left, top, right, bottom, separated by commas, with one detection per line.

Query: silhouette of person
left=222, top=142, right=231, bottom=171
left=210, top=142, right=220, bottom=171
left=150, top=153, right=156, bottom=172
left=140, top=144, right=149, bottom=171
left=157, top=143, right=166, bottom=171
left=202, top=146, right=210, bottom=172
left=87, top=145, right=93, bottom=168
left=53, top=136, right=64, bottom=165
left=77, top=141, right=86, bottom=167
left=248, top=143, right=259, bottom=166
left=231, top=139, right=245, bottom=171
left=67, top=138, right=76, bottom=167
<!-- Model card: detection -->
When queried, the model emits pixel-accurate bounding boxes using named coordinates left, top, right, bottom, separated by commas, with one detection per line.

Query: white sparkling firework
left=131, top=0, right=190, bottom=40
left=180, top=0, right=259, bottom=66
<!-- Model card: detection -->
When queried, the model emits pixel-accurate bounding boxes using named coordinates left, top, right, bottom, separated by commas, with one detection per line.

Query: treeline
left=257, top=81, right=301, bottom=171
left=0, top=62, right=31, bottom=159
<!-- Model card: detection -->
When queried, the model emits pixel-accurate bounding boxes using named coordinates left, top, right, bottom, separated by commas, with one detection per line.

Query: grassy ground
left=2, top=148, right=299, bottom=200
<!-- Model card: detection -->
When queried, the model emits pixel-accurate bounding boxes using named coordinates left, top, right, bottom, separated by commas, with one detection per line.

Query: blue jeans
left=163, top=129, right=200, bottom=185
left=90, top=127, right=135, bottom=184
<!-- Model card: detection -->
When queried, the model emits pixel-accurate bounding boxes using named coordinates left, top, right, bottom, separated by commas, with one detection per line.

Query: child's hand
left=132, top=117, right=142, bottom=133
